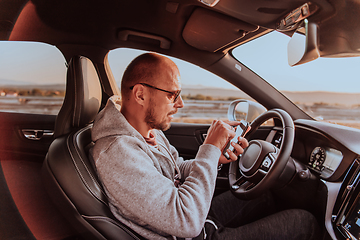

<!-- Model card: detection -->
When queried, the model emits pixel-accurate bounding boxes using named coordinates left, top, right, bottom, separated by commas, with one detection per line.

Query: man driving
left=90, top=53, right=320, bottom=239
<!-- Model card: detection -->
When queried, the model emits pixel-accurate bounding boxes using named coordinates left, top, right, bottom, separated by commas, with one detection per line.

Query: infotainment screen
left=341, top=196, right=360, bottom=239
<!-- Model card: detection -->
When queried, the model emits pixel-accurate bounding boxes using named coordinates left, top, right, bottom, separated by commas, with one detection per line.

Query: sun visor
left=182, top=8, right=258, bottom=52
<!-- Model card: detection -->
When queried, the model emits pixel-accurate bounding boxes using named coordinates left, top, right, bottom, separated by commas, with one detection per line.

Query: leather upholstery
left=54, top=56, right=102, bottom=138
left=43, top=127, right=142, bottom=240
left=43, top=56, right=144, bottom=239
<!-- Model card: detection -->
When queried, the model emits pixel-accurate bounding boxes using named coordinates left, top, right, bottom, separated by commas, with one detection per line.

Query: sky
left=1, top=31, right=360, bottom=93
left=0, top=42, right=66, bottom=85
left=232, top=32, right=360, bottom=93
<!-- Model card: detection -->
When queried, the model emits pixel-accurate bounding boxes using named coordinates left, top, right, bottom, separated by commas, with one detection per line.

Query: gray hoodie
left=91, top=96, right=221, bottom=239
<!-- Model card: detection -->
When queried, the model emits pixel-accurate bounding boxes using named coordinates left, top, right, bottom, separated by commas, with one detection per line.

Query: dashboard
left=290, top=119, right=360, bottom=240
left=260, top=118, right=360, bottom=240
left=291, top=119, right=359, bottom=182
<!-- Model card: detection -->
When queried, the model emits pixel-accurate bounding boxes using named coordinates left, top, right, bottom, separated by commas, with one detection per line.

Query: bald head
left=119, top=53, right=184, bottom=136
left=121, top=53, right=180, bottom=101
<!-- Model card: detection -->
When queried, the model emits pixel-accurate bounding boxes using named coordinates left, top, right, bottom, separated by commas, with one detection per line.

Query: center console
left=332, top=159, right=360, bottom=240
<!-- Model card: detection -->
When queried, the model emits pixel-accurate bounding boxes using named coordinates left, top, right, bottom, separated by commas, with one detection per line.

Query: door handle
left=22, top=129, right=54, bottom=140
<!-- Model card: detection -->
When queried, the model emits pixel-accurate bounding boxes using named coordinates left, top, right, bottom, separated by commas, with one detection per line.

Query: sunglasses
left=130, top=83, right=181, bottom=103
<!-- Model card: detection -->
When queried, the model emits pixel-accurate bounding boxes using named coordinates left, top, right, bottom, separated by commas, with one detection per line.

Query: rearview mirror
left=227, top=99, right=267, bottom=123
left=287, top=19, right=320, bottom=66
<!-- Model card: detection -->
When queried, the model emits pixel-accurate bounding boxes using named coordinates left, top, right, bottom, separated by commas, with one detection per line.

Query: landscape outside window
left=108, top=48, right=253, bottom=124
left=232, top=31, right=360, bottom=129
left=0, top=41, right=66, bottom=115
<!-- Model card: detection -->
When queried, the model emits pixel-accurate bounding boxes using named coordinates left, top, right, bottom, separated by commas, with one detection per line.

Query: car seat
left=42, top=56, right=144, bottom=240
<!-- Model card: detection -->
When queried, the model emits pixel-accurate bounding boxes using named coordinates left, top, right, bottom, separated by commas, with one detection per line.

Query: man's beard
left=145, top=100, right=176, bottom=131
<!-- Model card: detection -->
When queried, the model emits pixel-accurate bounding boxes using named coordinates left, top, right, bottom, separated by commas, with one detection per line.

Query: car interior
left=1, top=0, right=360, bottom=240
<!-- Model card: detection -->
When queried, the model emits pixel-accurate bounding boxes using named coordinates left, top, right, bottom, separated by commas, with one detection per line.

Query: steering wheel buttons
left=261, top=156, right=273, bottom=171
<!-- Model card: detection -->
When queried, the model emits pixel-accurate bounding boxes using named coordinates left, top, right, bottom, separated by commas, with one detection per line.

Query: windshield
left=232, top=31, right=360, bottom=129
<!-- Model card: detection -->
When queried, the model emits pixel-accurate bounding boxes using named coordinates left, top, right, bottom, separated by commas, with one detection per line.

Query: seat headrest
left=54, top=56, right=102, bottom=138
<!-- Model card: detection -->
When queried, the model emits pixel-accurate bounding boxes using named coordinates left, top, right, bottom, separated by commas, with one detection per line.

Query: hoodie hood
left=91, top=95, right=144, bottom=143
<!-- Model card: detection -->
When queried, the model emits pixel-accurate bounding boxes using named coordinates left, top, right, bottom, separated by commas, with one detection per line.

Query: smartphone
left=223, top=120, right=249, bottom=159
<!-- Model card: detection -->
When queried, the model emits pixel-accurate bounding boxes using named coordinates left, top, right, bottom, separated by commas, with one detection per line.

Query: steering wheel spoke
left=230, top=175, right=246, bottom=191
left=232, top=179, right=255, bottom=191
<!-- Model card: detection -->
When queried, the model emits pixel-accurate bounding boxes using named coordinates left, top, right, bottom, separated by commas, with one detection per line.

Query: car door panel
left=165, top=122, right=209, bottom=159
left=0, top=112, right=77, bottom=239
left=0, top=112, right=55, bottom=161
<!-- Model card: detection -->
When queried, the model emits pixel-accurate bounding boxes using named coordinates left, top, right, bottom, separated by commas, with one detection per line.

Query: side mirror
left=287, top=19, right=320, bottom=66
left=227, top=99, right=267, bottom=122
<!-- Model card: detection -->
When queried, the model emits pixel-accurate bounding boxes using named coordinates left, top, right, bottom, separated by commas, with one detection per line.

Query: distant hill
left=0, top=79, right=30, bottom=86
left=0, top=79, right=65, bottom=91
left=182, top=86, right=251, bottom=100
left=281, top=91, right=360, bottom=107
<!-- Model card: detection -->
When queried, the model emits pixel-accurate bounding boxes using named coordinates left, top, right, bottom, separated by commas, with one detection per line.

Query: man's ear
left=133, top=84, right=146, bottom=106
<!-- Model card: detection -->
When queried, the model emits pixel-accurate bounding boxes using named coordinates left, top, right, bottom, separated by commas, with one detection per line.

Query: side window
left=107, top=48, right=252, bottom=124
left=0, top=41, right=66, bottom=115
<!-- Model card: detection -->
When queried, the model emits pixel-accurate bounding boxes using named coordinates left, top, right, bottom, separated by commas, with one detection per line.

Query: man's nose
left=174, top=95, right=184, bottom=108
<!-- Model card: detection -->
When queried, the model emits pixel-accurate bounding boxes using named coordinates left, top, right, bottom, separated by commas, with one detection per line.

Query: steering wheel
left=228, top=108, right=295, bottom=199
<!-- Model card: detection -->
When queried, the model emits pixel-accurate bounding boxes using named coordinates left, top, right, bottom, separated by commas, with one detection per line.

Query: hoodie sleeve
left=156, top=130, right=205, bottom=180
left=94, top=135, right=221, bottom=238
left=169, top=143, right=196, bottom=179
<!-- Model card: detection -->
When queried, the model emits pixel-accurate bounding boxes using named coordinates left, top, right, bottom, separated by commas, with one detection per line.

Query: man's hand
left=218, top=136, right=248, bottom=165
left=203, top=120, right=249, bottom=164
